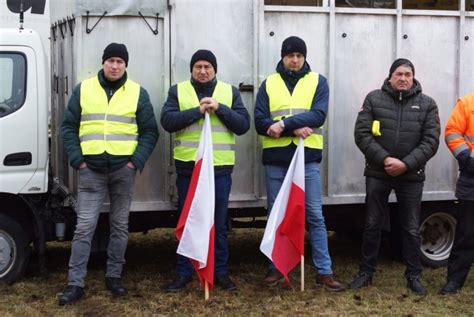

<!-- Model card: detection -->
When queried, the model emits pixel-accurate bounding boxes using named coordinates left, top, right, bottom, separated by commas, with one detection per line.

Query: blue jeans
left=265, top=163, right=333, bottom=275
left=68, top=165, right=136, bottom=287
left=175, top=173, right=232, bottom=278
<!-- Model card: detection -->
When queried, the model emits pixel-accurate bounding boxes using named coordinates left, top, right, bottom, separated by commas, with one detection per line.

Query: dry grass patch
left=0, top=228, right=473, bottom=315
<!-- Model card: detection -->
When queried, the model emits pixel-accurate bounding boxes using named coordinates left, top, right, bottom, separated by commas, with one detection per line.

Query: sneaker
left=263, top=269, right=284, bottom=287
left=407, top=275, right=427, bottom=295
left=165, top=275, right=192, bottom=293
left=105, top=277, right=127, bottom=297
left=439, top=281, right=461, bottom=295
left=348, top=272, right=373, bottom=289
left=58, top=285, right=85, bottom=305
left=315, top=274, right=346, bottom=292
left=215, top=274, right=237, bottom=291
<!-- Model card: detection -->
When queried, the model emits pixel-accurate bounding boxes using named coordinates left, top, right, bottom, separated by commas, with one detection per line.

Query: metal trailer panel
left=49, top=0, right=473, bottom=213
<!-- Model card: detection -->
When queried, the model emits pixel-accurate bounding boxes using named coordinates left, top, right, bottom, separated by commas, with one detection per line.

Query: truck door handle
left=3, top=152, right=32, bottom=166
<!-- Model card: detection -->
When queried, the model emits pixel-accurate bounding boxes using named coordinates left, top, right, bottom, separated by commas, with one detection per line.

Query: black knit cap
left=102, top=43, right=129, bottom=66
left=190, top=49, right=217, bottom=73
left=281, top=36, right=307, bottom=58
left=389, top=58, right=415, bottom=78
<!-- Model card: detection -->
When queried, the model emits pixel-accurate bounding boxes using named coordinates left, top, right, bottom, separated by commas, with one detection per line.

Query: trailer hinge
left=85, top=11, right=107, bottom=34
left=138, top=11, right=159, bottom=35
left=50, top=22, right=57, bottom=41
left=66, top=15, right=75, bottom=36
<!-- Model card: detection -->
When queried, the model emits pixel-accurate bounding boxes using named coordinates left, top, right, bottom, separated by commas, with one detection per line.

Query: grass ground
left=0, top=228, right=473, bottom=316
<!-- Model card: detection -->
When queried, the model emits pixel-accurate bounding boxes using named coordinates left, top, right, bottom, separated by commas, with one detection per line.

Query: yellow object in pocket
left=372, top=120, right=382, bottom=136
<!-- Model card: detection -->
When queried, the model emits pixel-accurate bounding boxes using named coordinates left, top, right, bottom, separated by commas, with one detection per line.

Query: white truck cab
left=0, top=28, right=50, bottom=284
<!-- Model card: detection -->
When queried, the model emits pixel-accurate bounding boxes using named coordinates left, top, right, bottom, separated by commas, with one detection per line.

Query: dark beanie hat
left=281, top=36, right=307, bottom=58
left=190, top=49, right=217, bottom=73
left=389, top=58, right=415, bottom=78
left=102, top=43, right=129, bottom=66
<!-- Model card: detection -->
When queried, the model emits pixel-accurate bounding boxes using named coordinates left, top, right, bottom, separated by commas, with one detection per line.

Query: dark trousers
left=360, top=177, right=423, bottom=277
left=447, top=200, right=474, bottom=286
left=175, top=173, right=232, bottom=277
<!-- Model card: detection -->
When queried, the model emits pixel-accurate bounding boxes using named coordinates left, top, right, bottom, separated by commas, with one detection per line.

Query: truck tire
left=420, top=209, right=457, bottom=267
left=0, top=214, right=30, bottom=284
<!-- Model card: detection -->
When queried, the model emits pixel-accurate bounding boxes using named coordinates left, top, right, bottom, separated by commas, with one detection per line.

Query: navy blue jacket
left=161, top=77, right=250, bottom=176
left=254, top=61, right=329, bottom=166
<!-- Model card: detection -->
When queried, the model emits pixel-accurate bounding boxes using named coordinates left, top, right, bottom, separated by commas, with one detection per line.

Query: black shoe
left=215, top=274, right=237, bottom=291
left=407, top=276, right=427, bottom=295
left=58, top=285, right=85, bottom=305
left=439, top=281, right=461, bottom=295
left=348, top=272, right=372, bottom=289
left=165, top=275, right=192, bottom=293
left=105, top=277, right=127, bottom=297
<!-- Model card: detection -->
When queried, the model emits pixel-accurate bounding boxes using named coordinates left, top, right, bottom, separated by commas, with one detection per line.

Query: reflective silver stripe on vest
left=179, top=124, right=230, bottom=133
left=174, top=140, right=235, bottom=151
left=270, top=108, right=308, bottom=119
left=465, top=135, right=474, bottom=143
left=471, top=150, right=474, bottom=158
left=81, top=114, right=136, bottom=124
left=453, top=143, right=470, bottom=156
left=445, top=133, right=464, bottom=142
left=80, top=134, right=137, bottom=142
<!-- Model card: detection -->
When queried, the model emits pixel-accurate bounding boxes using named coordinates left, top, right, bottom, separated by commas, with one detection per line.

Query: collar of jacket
left=276, top=60, right=311, bottom=81
left=98, top=69, right=128, bottom=90
left=382, top=77, right=422, bottom=100
left=190, top=76, right=217, bottom=95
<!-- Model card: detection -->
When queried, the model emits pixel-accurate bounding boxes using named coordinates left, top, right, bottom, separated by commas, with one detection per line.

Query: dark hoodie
left=354, top=78, right=440, bottom=181
left=254, top=61, right=329, bottom=167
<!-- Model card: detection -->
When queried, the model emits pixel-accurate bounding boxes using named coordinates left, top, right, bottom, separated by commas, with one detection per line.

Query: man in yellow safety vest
left=59, top=43, right=158, bottom=305
left=254, top=36, right=344, bottom=292
left=161, top=49, right=250, bottom=292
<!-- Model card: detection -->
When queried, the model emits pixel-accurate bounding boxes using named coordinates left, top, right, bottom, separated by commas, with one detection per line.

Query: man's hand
left=384, top=157, right=407, bottom=177
left=79, top=162, right=87, bottom=169
left=267, top=121, right=284, bottom=138
left=127, top=161, right=136, bottom=169
left=199, top=97, right=219, bottom=114
left=293, top=127, right=313, bottom=139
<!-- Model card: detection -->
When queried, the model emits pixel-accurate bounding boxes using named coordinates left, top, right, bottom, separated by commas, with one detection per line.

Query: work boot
left=58, top=285, right=85, bottom=305
left=406, top=275, right=427, bottom=295
left=105, top=277, right=127, bottom=297
left=165, top=275, right=192, bottom=292
left=439, top=281, right=461, bottom=295
left=263, top=269, right=284, bottom=287
left=348, top=272, right=373, bottom=289
left=215, top=274, right=237, bottom=291
left=315, top=274, right=346, bottom=292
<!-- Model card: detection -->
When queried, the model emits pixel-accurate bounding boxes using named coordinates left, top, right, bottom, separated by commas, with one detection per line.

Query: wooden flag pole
left=301, top=255, right=305, bottom=292
left=205, top=280, right=209, bottom=301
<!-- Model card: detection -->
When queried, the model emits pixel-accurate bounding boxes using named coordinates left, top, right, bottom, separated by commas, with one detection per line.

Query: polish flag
left=175, top=112, right=215, bottom=290
left=260, top=138, right=305, bottom=284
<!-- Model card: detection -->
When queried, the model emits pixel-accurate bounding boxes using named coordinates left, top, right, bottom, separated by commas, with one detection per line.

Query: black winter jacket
left=354, top=79, right=440, bottom=181
left=61, top=70, right=159, bottom=173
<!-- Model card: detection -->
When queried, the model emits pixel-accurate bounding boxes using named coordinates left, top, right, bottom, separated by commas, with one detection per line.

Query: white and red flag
left=175, top=112, right=215, bottom=291
left=260, top=138, right=305, bottom=285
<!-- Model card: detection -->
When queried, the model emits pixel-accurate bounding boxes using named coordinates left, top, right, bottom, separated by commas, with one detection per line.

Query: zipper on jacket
left=395, top=92, right=403, bottom=148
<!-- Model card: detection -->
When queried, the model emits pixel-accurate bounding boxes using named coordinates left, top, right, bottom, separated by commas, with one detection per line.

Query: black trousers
left=447, top=200, right=474, bottom=286
left=360, top=177, right=424, bottom=277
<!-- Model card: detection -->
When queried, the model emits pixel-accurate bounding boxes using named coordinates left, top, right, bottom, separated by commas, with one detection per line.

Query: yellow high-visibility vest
left=263, top=72, right=323, bottom=149
left=79, top=76, right=140, bottom=155
left=174, top=80, right=235, bottom=165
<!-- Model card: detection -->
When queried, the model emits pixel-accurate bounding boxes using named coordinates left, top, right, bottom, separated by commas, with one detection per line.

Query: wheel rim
left=420, top=212, right=456, bottom=262
left=0, top=230, right=17, bottom=277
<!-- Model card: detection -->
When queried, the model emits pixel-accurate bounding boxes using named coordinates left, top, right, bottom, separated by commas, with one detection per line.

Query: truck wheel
left=0, top=214, right=30, bottom=284
left=420, top=210, right=456, bottom=267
